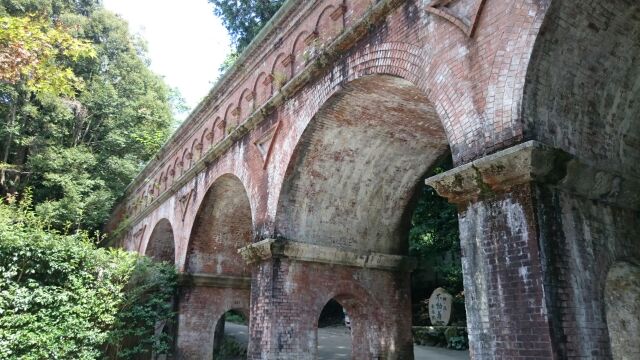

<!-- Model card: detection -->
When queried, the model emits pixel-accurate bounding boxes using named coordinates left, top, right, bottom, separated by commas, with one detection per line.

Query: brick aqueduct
left=107, top=0, right=640, bottom=359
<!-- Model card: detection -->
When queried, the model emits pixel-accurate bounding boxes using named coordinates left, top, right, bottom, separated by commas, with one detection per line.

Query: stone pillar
left=426, top=141, right=640, bottom=359
left=175, top=273, right=251, bottom=359
left=240, top=239, right=415, bottom=360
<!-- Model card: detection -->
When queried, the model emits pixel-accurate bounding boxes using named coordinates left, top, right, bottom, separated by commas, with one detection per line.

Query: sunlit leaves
left=0, top=15, right=96, bottom=97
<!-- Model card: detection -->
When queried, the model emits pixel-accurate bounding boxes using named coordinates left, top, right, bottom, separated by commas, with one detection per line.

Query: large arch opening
left=146, top=218, right=175, bottom=263
left=524, top=2, right=640, bottom=357
left=524, top=0, right=640, bottom=178
left=605, top=261, right=640, bottom=359
left=275, top=74, right=468, bottom=357
left=186, top=174, right=253, bottom=276
left=276, top=74, right=449, bottom=253
left=131, top=219, right=177, bottom=360
left=177, top=174, right=253, bottom=358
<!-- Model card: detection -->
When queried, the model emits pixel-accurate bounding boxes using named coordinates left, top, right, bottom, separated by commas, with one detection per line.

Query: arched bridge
left=108, top=0, right=640, bottom=358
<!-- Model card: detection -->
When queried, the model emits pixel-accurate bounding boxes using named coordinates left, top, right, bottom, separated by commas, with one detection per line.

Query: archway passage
left=146, top=218, right=175, bottom=263
left=605, top=261, right=640, bottom=359
left=256, top=74, right=448, bottom=359
left=186, top=174, right=252, bottom=276
left=212, top=309, right=249, bottom=360
left=276, top=74, right=449, bottom=254
left=316, top=299, right=353, bottom=360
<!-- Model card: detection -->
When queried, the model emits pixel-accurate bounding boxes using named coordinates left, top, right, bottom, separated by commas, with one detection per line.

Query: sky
left=102, top=0, right=231, bottom=120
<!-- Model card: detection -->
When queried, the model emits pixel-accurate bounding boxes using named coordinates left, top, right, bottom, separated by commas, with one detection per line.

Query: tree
left=409, top=161, right=463, bottom=295
left=0, top=16, right=95, bottom=96
left=0, top=0, right=179, bottom=232
left=209, top=0, right=285, bottom=52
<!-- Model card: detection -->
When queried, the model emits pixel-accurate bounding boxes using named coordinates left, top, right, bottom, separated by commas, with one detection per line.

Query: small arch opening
left=212, top=309, right=249, bottom=360
left=317, top=299, right=352, bottom=360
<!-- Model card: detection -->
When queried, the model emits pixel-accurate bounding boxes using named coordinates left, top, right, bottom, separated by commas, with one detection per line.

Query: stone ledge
left=426, top=141, right=640, bottom=210
left=238, top=239, right=416, bottom=272
left=177, top=273, right=251, bottom=289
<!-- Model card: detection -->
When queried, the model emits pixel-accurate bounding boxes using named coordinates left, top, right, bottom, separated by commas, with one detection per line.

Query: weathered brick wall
left=524, top=0, right=640, bottom=179
left=458, top=184, right=555, bottom=359
left=534, top=188, right=640, bottom=358
left=176, top=286, right=250, bottom=358
left=108, top=0, right=640, bottom=359
left=605, top=262, right=640, bottom=359
left=248, top=258, right=413, bottom=359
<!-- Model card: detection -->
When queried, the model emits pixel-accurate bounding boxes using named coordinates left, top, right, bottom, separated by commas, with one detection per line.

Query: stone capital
left=177, top=273, right=251, bottom=289
left=238, top=238, right=416, bottom=272
left=426, top=141, right=640, bottom=209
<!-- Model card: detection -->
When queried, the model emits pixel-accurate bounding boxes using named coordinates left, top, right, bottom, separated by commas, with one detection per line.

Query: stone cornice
left=177, top=273, right=251, bottom=289
left=238, top=239, right=417, bottom=272
left=426, top=141, right=640, bottom=210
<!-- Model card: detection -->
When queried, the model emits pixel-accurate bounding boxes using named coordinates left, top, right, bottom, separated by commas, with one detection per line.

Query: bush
left=214, top=335, right=247, bottom=359
left=0, top=196, right=177, bottom=359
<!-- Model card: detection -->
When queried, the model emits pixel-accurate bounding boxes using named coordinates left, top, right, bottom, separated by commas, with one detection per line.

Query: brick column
left=175, top=274, right=251, bottom=359
left=240, top=239, right=415, bottom=360
left=426, top=141, right=640, bottom=359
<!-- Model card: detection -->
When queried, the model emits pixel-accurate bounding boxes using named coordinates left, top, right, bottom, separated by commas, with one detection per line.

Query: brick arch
left=180, top=148, right=190, bottom=174
left=212, top=116, right=224, bottom=144
left=200, top=127, right=211, bottom=151
left=292, top=30, right=311, bottom=75
left=223, top=102, right=238, bottom=132
left=184, top=173, right=253, bottom=276
left=312, top=281, right=385, bottom=359
left=189, top=138, right=200, bottom=165
left=238, top=87, right=253, bottom=117
left=523, top=0, right=640, bottom=179
left=157, top=170, right=166, bottom=192
left=271, top=52, right=292, bottom=89
left=274, top=74, right=448, bottom=254
left=314, top=3, right=344, bottom=44
left=172, top=157, right=181, bottom=182
left=164, top=165, right=173, bottom=189
left=253, top=72, right=271, bottom=106
left=144, top=218, right=175, bottom=264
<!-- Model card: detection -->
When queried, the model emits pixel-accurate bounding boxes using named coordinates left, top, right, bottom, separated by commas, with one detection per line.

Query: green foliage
left=209, top=0, right=285, bottom=52
left=214, top=335, right=247, bottom=359
left=409, top=167, right=463, bottom=294
left=105, top=257, right=178, bottom=359
left=0, top=15, right=96, bottom=96
left=0, top=0, right=179, bottom=232
left=0, top=197, right=178, bottom=359
left=225, top=310, right=247, bottom=325
left=218, top=50, right=239, bottom=75
left=448, top=335, right=468, bottom=350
